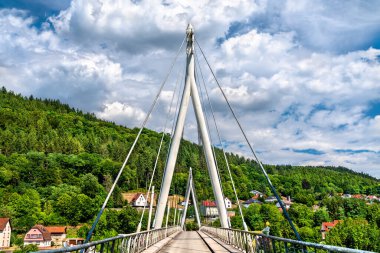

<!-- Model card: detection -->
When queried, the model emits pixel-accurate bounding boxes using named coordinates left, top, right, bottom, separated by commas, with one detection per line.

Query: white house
left=24, top=225, right=52, bottom=247
left=46, top=226, right=66, bottom=246
left=224, top=197, right=232, bottom=209
left=200, top=200, right=219, bottom=217
left=0, top=218, right=11, bottom=248
left=131, top=193, right=148, bottom=207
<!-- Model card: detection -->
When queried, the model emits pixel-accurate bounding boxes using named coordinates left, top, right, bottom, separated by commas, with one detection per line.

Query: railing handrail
left=33, top=226, right=181, bottom=253
left=201, top=226, right=375, bottom=253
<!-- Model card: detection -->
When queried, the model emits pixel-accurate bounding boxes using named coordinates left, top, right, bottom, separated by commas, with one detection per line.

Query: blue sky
left=0, top=0, right=379, bottom=178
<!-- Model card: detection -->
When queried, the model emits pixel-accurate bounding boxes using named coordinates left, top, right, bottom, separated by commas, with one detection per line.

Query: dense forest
left=0, top=87, right=379, bottom=250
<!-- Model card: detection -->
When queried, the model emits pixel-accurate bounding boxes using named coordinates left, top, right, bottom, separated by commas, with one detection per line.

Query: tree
left=14, top=244, right=39, bottom=253
left=325, top=218, right=380, bottom=251
left=79, top=173, right=105, bottom=198
left=288, top=204, right=313, bottom=228
left=313, top=207, right=330, bottom=227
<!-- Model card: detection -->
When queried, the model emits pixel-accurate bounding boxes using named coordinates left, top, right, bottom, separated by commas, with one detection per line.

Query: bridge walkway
left=151, top=231, right=241, bottom=253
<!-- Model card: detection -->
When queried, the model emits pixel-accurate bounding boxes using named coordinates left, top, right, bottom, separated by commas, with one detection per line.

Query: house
left=250, top=190, right=263, bottom=198
left=24, top=225, right=52, bottom=247
left=122, top=192, right=149, bottom=207
left=46, top=226, right=66, bottom=246
left=122, top=192, right=160, bottom=208
left=321, top=220, right=342, bottom=240
left=200, top=200, right=219, bottom=217
left=242, top=198, right=262, bottom=208
left=224, top=197, right=232, bottom=209
left=131, top=193, right=149, bottom=207
left=276, top=196, right=292, bottom=210
left=276, top=199, right=292, bottom=210
left=366, top=195, right=379, bottom=203
left=64, top=238, right=84, bottom=247
left=265, top=196, right=277, bottom=203
left=0, top=218, right=11, bottom=249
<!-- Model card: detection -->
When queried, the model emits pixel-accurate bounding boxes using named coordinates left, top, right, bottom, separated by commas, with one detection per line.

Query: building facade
left=46, top=226, right=66, bottom=246
left=224, top=197, right=232, bottom=209
left=0, top=218, right=11, bottom=248
left=131, top=193, right=148, bottom=207
left=24, top=225, right=52, bottom=247
left=201, top=200, right=219, bottom=217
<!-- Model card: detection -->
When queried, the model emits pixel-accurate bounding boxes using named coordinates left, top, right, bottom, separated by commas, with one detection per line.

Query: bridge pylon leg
left=154, top=24, right=229, bottom=229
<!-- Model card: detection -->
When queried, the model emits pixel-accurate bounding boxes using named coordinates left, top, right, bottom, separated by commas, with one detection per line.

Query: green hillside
left=1, top=87, right=379, bottom=249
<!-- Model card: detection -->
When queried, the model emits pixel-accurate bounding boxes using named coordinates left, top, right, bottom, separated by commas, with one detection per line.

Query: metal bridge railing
left=200, top=226, right=375, bottom=253
left=34, top=226, right=181, bottom=253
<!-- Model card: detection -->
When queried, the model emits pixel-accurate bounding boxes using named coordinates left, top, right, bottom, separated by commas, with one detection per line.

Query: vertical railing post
left=284, top=241, right=289, bottom=253
left=244, top=232, right=249, bottom=253
left=272, top=239, right=277, bottom=253
left=110, top=240, right=115, bottom=253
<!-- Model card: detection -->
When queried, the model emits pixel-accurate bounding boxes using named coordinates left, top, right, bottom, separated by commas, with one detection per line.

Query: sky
left=0, top=0, right=379, bottom=179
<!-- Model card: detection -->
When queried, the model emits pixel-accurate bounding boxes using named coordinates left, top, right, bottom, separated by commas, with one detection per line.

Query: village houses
left=24, top=225, right=52, bottom=247
left=0, top=218, right=11, bottom=249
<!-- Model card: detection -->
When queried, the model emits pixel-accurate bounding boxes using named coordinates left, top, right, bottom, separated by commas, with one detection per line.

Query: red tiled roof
left=202, top=200, right=217, bottom=207
left=132, top=193, right=144, bottom=202
left=321, top=220, right=342, bottom=232
left=31, top=225, right=52, bottom=240
left=0, top=218, right=10, bottom=231
left=46, top=226, right=66, bottom=234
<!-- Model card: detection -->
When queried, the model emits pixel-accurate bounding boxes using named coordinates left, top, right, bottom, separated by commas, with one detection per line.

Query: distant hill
left=0, top=87, right=379, bottom=230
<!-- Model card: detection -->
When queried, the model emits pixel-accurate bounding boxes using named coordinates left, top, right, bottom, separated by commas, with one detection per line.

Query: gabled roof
left=0, top=218, right=10, bottom=231
left=30, top=225, right=52, bottom=240
left=202, top=200, right=217, bottom=207
left=321, top=220, right=342, bottom=232
left=46, top=226, right=66, bottom=234
left=131, top=193, right=145, bottom=202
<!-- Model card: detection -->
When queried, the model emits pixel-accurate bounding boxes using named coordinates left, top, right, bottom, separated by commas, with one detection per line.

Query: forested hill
left=0, top=87, right=379, bottom=230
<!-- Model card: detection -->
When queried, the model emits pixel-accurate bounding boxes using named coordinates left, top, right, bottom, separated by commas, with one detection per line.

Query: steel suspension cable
left=194, top=50, right=248, bottom=231
left=195, top=39, right=302, bottom=241
left=83, top=36, right=186, bottom=244
left=137, top=58, right=184, bottom=231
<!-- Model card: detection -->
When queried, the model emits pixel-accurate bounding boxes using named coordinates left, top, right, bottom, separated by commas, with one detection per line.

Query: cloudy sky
left=0, top=0, right=379, bottom=178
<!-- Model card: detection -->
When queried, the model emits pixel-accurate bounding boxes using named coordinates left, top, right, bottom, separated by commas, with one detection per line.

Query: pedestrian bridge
left=37, top=226, right=373, bottom=253
left=34, top=25, right=375, bottom=253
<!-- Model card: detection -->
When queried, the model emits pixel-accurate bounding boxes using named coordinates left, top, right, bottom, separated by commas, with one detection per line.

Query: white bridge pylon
left=180, top=167, right=201, bottom=229
left=154, top=24, right=229, bottom=229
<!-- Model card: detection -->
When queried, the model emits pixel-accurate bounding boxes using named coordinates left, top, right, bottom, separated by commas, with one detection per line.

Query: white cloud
left=96, top=101, right=146, bottom=126
left=50, top=0, right=260, bottom=54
